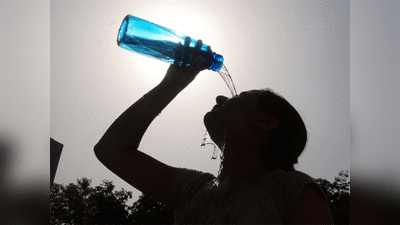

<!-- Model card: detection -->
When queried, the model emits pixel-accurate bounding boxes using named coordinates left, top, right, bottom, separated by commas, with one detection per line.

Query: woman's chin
left=203, top=112, right=213, bottom=129
left=204, top=112, right=226, bottom=144
left=205, top=128, right=224, bottom=146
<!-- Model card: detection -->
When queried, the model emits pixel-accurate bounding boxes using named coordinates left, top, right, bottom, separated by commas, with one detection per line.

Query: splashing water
left=201, top=64, right=237, bottom=161
left=201, top=130, right=219, bottom=160
left=201, top=129, right=227, bottom=187
left=199, top=65, right=236, bottom=185
left=218, top=64, right=237, bottom=97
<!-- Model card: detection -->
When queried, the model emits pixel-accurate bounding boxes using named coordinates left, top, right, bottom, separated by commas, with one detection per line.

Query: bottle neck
left=209, top=53, right=223, bottom=71
left=201, top=52, right=223, bottom=71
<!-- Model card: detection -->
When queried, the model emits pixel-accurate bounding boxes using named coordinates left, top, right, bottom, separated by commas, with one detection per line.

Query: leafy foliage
left=128, top=194, right=174, bottom=224
left=51, top=177, right=132, bottom=224
left=51, top=171, right=349, bottom=224
left=316, top=170, right=350, bottom=224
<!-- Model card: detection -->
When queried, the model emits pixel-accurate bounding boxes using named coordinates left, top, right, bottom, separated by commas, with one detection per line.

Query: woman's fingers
left=195, top=39, right=203, bottom=49
left=184, top=55, right=204, bottom=76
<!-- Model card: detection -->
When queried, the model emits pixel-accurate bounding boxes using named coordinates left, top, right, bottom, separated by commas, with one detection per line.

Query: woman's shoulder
left=278, top=170, right=329, bottom=206
left=174, top=167, right=215, bottom=183
left=264, top=169, right=316, bottom=183
left=173, top=167, right=215, bottom=194
left=287, top=170, right=317, bottom=183
left=258, top=169, right=319, bottom=197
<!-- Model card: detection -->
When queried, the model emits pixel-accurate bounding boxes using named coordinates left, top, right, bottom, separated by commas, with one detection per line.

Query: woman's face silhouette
left=204, top=90, right=262, bottom=146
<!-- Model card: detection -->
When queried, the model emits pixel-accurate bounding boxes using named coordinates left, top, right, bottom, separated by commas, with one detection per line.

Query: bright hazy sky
left=50, top=0, right=351, bottom=202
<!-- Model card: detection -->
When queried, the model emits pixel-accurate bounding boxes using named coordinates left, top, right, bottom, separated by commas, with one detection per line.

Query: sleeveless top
left=172, top=168, right=328, bottom=224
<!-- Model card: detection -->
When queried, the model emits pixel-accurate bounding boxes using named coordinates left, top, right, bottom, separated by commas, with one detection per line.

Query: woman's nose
left=216, top=95, right=228, bottom=105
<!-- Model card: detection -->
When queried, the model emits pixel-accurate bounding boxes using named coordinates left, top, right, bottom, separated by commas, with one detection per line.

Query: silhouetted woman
left=95, top=54, right=334, bottom=224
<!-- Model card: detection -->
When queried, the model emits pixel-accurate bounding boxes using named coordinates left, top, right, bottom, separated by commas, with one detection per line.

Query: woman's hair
left=256, top=89, right=307, bottom=172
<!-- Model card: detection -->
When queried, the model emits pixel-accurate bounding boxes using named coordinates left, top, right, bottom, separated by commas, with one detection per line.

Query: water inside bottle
left=201, top=64, right=237, bottom=160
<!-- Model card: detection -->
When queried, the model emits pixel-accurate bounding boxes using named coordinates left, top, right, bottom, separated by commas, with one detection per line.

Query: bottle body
left=117, top=15, right=223, bottom=72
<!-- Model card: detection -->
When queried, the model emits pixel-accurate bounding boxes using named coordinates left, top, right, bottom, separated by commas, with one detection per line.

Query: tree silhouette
left=316, top=170, right=350, bottom=224
left=50, top=177, right=132, bottom=224
left=128, top=194, right=174, bottom=224
left=51, top=171, right=349, bottom=224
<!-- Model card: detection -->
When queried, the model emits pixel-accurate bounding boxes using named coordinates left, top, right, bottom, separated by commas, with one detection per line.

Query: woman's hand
left=161, top=55, right=205, bottom=89
left=160, top=39, right=207, bottom=90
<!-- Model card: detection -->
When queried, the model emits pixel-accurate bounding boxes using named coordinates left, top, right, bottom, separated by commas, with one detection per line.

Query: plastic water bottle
left=117, top=15, right=223, bottom=72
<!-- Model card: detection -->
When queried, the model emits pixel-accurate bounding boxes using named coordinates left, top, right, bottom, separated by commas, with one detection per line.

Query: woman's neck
left=214, top=128, right=267, bottom=188
left=216, top=145, right=264, bottom=188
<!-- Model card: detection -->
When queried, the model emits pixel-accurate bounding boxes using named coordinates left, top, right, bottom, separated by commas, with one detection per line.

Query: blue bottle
left=117, top=15, right=223, bottom=72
